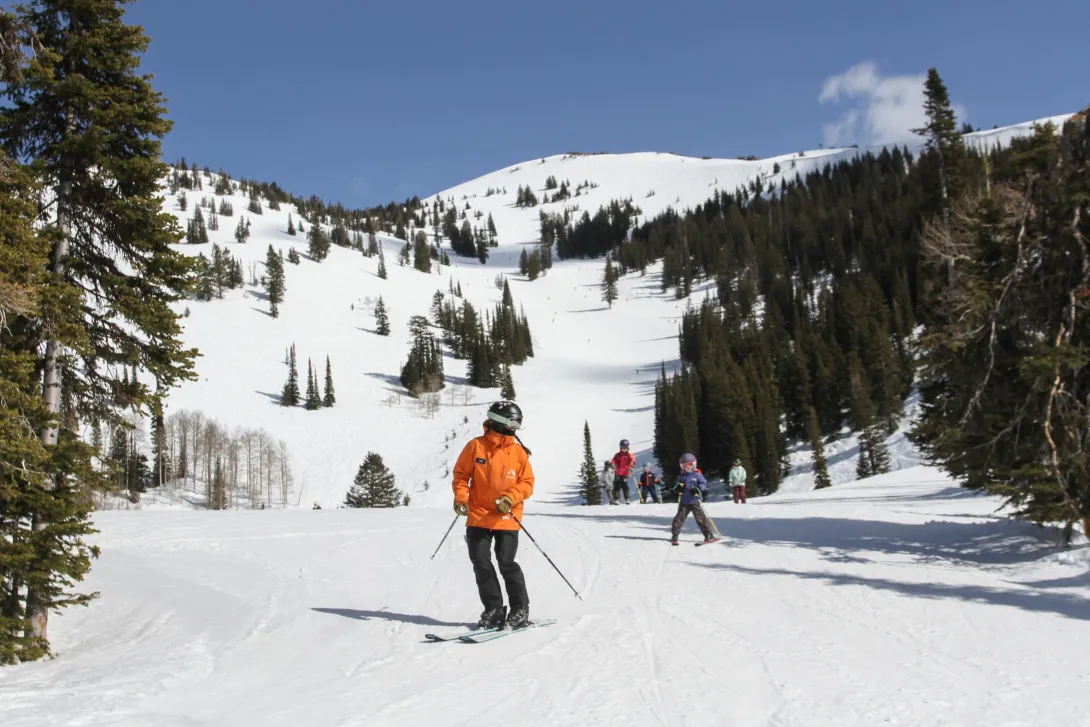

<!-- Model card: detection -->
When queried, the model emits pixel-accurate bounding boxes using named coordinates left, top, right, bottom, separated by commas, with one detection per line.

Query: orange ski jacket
left=453, top=424, right=534, bottom=531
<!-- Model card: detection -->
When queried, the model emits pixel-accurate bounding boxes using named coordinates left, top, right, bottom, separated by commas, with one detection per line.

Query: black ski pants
left=613, top=474, right=631, bottom=503
left=467, top=526, right=528, bottom=611
left=671, top=503, right=713, bottom=539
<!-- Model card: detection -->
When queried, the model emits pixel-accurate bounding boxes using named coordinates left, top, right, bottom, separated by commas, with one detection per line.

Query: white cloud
left=817, top=62, right=965, bottom=148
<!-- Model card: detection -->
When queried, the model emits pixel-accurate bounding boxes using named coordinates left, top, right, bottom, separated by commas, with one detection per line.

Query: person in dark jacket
left=670, top=453, right=718, bottom=545
left=637, top=463, right=661, bottom=503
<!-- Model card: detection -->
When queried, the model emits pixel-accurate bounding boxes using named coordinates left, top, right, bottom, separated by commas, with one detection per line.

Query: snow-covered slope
left=2, top=468, right=1087, bottom=726
left=154, top=113, right=1073, bottom=510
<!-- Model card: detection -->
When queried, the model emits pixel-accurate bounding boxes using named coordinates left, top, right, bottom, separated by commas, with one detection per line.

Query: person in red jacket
left=452, top=401, right=535, bottom=630
left=610, top=440, right=636, bottom=504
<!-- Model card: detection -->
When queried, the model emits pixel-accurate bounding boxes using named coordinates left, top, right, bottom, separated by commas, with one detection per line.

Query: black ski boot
left=477, top=606, right=507, bottom=630
left=506, top=606, right=530, bottom=630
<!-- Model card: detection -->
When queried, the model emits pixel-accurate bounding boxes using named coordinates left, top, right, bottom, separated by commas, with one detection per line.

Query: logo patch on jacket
left=475, top=457, right=487, bottom=464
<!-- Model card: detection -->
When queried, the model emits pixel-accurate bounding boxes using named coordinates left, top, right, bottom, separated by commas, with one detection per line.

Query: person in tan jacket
left=453, top=401, right=534, bottom=630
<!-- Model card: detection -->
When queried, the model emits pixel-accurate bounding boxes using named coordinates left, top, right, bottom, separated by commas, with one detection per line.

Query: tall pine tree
left=264, top=245, right=284, bottom=317
left=323, top=355, right=336, bottom=407
left=580, top=421, right=602, bottom=505
left=0, top=0, right=195, bottom=655
left=280, top=344, right=300, bottom=406
left=374, top=296, right=390, bottom=335
left=305, top=359, right=321, bottom=410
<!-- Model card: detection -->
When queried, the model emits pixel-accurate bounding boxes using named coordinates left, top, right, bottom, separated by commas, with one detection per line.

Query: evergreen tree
left=0, top=0, right=195, bottom=656
left=287, top=213, right=295, bottom=236
left=487, top=212, right=498, bottom=245
left=807, top=406, right=832, bottom=489
left=307, top=221, right=330, bottom=261
left=500, top=364, right=516, bottom=400
left=476, top=228, right=488, bottom=264
left=234, top=215, right=249, bottom=243
left=377, top=247, right=388, bottom=279
left=580, top=421, right=602, bottom=505
left=374, top=296, right=390, bottom=335
left=519, top=247, right=529, bottom=276
left=305, top=359, right=321, bottom=410
left=527, top=249, right=542, bottom=281
left=264, top=245, right=285, bottom=317
left=413, top=231, right=432, bottom=273
left=913, top=67, right=967, bottom=287
left=602, top=254, right=619, bottom=308
left=323, top=355, right=336, bottom=407
left=400, top=315, right=444, bottom=395
left=914, top=114, right=1090, bottom=542
left=850, top=354, right=890, bottom=479
left=343, top=452, right=405, bottom=508
left=287, top=247, right=300, bottom=265
left=247, top=195, right=262, bottom=215
left=280, top=344, right=300, bottom=406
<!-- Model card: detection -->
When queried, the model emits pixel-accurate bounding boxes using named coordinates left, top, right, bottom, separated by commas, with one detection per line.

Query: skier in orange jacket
left=452, top=401, right=535, bottom=630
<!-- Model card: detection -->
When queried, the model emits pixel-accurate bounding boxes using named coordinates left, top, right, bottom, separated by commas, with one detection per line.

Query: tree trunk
left=27, top=173, right=72, bottom=643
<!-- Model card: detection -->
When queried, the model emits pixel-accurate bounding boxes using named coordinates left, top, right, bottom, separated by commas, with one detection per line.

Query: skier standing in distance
left=452, top=401, right=535, bottom=630
left=670, top=453, right=719, bottom=545
left=637, top=463, right=662, bottom=503
left=728, top=458, right=748, bottom=503
left=600, top=460, right=616, bottom=504
left=611, top=439, right=637, bottom=505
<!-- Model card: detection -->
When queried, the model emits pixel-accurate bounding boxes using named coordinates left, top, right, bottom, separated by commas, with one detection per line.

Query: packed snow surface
left=2, top=468, right=1087, bottom=726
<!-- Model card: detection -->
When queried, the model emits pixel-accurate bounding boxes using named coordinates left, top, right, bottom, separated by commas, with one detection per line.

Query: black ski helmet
left=487, top=400, right=523, bottom=435
left=619, top=439, right=630, bottom=449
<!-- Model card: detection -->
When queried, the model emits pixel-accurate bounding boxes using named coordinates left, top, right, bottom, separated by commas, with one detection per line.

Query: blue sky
left=128, top=0, right=1086, bottom=208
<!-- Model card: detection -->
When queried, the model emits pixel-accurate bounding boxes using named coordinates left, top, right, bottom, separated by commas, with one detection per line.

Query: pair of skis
left=425, top=619, right=557, bottom=644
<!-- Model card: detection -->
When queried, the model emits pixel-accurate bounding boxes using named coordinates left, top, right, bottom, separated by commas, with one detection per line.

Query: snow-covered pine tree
left=343, top=452, right=405, bottom=508
left=287, top=247, right=300, bottom=265
left=287, top=213, right=295, bottom=236
left=323, top=355, right=335, bottom=407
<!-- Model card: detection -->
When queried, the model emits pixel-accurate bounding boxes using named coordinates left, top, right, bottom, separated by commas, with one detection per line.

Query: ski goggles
left=487, top=411, right=522, bottom=431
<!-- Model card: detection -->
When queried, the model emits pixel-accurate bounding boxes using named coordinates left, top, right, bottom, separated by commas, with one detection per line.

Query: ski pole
left=509, top=511, right=583, bottom=600
left=697, top=500, right=722, bottom=539
left=430, top=515, right=459, bottom=560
